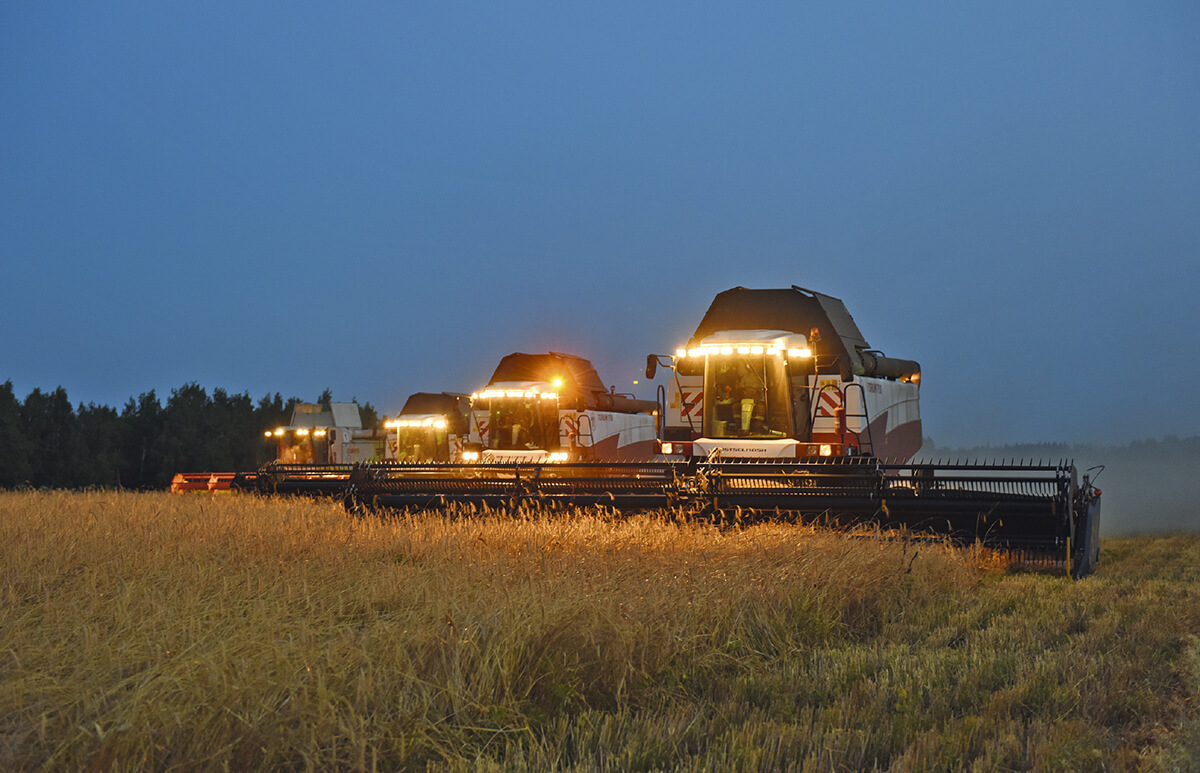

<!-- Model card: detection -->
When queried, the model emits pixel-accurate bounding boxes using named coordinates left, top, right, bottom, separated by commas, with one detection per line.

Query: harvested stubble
left=0, top=491, right=1197, bottom=771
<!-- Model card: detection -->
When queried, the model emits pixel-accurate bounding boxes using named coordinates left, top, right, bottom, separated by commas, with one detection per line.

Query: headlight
left=819, top=444, right=833, bottom=457
left=547, top=451, right=569, bottom=463
left=461, top=451, right=479, bottom=462
left=661, top=442, right=673, bottom=455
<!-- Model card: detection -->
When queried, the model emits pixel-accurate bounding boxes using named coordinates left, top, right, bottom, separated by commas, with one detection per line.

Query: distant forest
left=0, top=381, right=378, bottom=491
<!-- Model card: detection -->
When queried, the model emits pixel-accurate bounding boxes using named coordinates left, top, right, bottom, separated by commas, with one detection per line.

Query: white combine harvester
left=265, top=402, right=384, bottom=465
left=467, top=352, right=658, bottom=463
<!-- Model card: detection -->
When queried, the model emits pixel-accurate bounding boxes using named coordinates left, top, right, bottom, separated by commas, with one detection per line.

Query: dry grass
left=1, top=491, right=1197, bottom=771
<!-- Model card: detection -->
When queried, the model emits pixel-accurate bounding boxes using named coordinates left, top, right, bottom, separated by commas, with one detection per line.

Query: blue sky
left=2, top=2, right=1197, bottom=447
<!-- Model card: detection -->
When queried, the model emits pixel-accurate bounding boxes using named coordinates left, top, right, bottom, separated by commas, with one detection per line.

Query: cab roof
left=487, top=352, right=610, bottom=408
left=399, top=392, right=471, bottom=433
left=399, top=392, right=470, bottom=417
left=289, top=402, right=363, bottom=429
left=687, top=286, right=870, bottom=375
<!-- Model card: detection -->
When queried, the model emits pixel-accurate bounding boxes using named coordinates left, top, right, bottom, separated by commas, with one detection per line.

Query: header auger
left=212, top=285, right=1102, bottom=577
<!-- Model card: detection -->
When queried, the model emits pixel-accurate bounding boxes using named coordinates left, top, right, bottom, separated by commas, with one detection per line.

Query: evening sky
left=2, top=2, right=1197, bottom=447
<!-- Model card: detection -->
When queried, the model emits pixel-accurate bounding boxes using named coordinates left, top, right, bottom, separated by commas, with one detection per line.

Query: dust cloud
left=917, top=437, right=1200, bottom=537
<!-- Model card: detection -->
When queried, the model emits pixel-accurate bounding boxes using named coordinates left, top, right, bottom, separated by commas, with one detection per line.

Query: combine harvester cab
left=648, top=285, right=921, bottom=462
left=384, top=392, right=473, bottom=462
left=468, top=352, right=658, bottom=463
left=646, top=285, right=1102, bottom=577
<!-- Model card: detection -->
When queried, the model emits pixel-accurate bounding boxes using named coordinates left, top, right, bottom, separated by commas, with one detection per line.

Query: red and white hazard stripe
left=816, top=390, right=841, bottom=416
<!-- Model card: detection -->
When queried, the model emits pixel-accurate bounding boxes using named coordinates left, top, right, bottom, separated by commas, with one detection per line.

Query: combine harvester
left=467, top=351, right=658, bottom=463
left=641, top=286, right=1101, bottom=576
left=266, top=402, right=384, bottom=464
left=333, top=286, right=1102, bottom=577
left=216, top=401, right=380, bottom=496
left=172, top=400, right=380, bottom=493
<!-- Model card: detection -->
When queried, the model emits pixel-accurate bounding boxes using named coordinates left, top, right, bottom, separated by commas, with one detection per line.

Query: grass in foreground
left=1, top=491, right=1197, bottom=771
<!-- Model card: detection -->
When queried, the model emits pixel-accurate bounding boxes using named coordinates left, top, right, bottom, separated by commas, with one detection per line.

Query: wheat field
left=1, top=491, right=1197, bottom=771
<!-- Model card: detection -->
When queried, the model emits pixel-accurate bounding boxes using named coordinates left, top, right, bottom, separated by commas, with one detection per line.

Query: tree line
left=0, top=381, right=377, bottom=490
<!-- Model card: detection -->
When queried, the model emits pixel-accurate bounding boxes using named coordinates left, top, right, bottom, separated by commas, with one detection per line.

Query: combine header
left=169, top=472, right=241, bottom=493
left=339, top=456, right=1101, bottom=577
left=220, top=285, right=1103, bottom=577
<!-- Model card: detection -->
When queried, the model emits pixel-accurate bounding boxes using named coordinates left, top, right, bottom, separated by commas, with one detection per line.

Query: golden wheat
left=0, top=491, right=1196, bottom=771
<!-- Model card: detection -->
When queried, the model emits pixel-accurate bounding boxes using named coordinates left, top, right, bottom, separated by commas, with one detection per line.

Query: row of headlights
left=471, top=389, right=559, bottom=401
left=384, top=418, right=448, bottom=429
left=675, top=345, right=811, bottom=358
left=264, top=428, right=328, bottom=438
